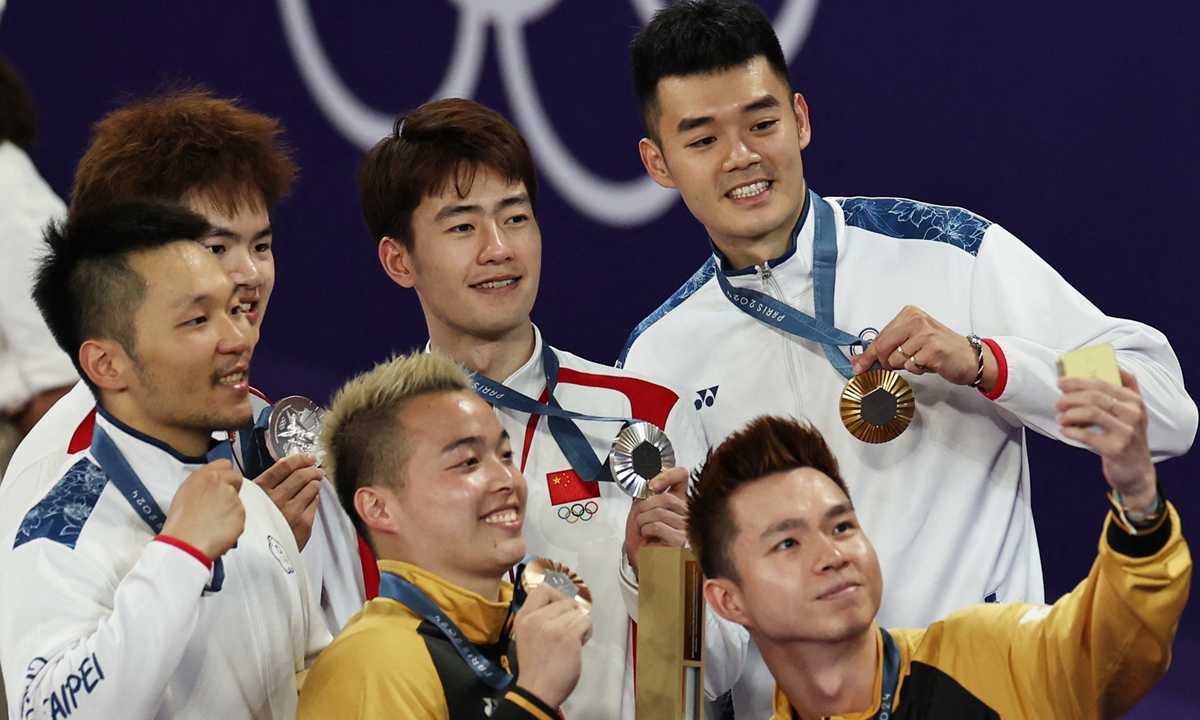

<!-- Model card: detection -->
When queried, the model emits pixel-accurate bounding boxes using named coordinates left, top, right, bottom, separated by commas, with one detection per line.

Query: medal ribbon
left=874, top=627, right=901, bottom=720
left=714, top=189, right=875, bottom=380
left=91, top=424, right=226, bottom=592
left=470, top=344, right=631, bottom=483
left=378, top=571, right=514, bottom=690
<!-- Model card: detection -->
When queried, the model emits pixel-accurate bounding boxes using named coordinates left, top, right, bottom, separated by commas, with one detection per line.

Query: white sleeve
left=0, top=538, right=209, bottom=719
left=971, top=225, right=1197, bottom=460
left=299, top=478, right=366, bottom=636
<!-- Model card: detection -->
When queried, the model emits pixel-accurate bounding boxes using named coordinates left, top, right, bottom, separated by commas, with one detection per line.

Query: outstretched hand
left=1056, top=368, right=1157, bottom=512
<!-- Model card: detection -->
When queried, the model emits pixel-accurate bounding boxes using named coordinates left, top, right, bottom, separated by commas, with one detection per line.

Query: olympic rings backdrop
left=2, top=2, right=1198, bottom=713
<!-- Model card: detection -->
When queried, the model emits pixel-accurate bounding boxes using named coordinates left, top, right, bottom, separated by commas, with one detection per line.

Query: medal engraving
left=608, top=421, right=676, bottom=499
left=266, top=396, right=326, bottom=461
left=522, top=558, right=592, bottom=615
left=840, top=370, right=915, bottom=443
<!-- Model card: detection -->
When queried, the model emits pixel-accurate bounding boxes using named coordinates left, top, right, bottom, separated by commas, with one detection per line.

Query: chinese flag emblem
left=546, top=469, right=601, bottom=506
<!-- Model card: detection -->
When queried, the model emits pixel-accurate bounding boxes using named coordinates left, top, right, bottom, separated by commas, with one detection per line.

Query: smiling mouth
left=216, top=371, right=247, bottom=387
left=483, top=508, right=521, bottom=524
left=728, top=180, right=771, bottom=200
left=818, top=582, right=860, bottom=601
left=472, top=278, right=518, bottom=290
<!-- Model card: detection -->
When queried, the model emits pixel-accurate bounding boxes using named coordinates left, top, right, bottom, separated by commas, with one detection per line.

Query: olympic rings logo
left=277, top=0, right=819, bottom=228
left=557, top=501, right=599, bottom=523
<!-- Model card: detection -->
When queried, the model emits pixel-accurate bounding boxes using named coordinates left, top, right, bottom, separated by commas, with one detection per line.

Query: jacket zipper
left=759, top=263, right=806, bottom=419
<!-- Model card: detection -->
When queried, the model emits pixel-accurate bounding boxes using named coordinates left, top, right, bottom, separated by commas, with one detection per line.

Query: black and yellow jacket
left=773, top=504, right=1192, bottom=720
left=297, top=560, right=557, bottom=720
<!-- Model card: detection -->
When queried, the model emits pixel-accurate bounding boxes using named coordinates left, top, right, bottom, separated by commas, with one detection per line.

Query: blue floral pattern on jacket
left=15, top=458, right=108, bottom=550
left=836, top=197, right=991, bottom=256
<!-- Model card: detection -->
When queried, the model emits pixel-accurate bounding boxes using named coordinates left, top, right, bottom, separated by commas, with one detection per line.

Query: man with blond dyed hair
left=0, top=89, right=366, bottom=635
left=299, top=351, right=591, bottom=720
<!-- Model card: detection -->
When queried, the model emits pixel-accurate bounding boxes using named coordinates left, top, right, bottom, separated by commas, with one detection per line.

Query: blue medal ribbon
left=469, top=343, right=633, bottom=483
left=378, top=571, right=514, bottom=690
left=714, top=190, right=877, bottom=380
left=91, top=425, right=225, bottom=592
left=874, top=627, right=901, bottom=720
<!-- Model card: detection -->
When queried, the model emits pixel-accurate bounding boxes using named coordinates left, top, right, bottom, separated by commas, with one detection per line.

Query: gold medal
left=840, top=370, right=915, bottom=443
left=521, top=558, right=592, bottom=615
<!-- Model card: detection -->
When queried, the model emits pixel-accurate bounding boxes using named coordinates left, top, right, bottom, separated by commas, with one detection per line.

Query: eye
left=505, top=214, right=529, bottom=226
left=253, top=240, right=272, bottom=253
left=773, top=537, right=798, bottom=551
left=183, top=315, right=208, bottom=327
left=205, top=243, right=226, bottom=255
left=688, top=136, right=717, bottom=149
left=751, top=119, right=778, bottom=132
left=449, top=223, right=475, bottom=234
left=833, top=521, right=855, bottom=535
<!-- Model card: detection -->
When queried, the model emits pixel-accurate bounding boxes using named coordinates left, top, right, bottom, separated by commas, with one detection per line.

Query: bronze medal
left=840, top=370, right=915, bottom=443
left=521, top=558, right=592, bottom=615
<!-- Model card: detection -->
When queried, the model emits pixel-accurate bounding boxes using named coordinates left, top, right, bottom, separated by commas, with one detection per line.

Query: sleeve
left=0, top=536, right=211, bottom=719
left=920, top=503, right=1191, bottom=720
left=970, top=225, right=1197, bottom=460
left=301, top=478, right=367, bottom=635
left=0, top=162, right=77, bottom=411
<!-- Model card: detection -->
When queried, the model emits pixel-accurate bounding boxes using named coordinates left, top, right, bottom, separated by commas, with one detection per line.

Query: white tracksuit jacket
left=619, top=192, right=1197, bottom=719
left=0, top=410, right=331, bottom=719
left=0, top=381, right=365, bottom=636
left=470, top=326, right=744, bottom=720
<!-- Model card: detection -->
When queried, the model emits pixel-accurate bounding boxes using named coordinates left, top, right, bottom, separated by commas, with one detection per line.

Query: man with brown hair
left=355, top=98, right=731, bottom=720
left=0, top=89, right=365, bottom=635
left=688, top=372, right=1191, bottom=719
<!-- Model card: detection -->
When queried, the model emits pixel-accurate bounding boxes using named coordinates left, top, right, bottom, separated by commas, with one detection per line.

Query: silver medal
left=608, top=420, right=675, bottom=500
left=265, top=396, right=325, bottom=461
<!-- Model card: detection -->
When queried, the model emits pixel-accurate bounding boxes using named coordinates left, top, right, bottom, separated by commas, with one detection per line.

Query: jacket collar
left=378, top=559, right=515, bottom=646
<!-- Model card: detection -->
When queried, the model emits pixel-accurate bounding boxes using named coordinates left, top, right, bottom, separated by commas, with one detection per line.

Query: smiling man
left=690, top=371, right=1190, bottom=720
left=355, top=98, right=726, bottom=720
left=619, top=2, right=1196, bottom=716
left=298, top=351, right=591, bottom=719
left=0, top=201, right=328, bottom=719
left=0, top=90, right=365, bottom=635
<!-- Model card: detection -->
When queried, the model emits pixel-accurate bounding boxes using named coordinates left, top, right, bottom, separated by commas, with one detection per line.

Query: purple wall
left=2, top=1, right=1196, bottom=714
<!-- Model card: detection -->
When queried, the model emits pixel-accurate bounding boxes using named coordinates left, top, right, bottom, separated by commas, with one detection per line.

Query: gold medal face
left=840, top=370, right=915, bottom=443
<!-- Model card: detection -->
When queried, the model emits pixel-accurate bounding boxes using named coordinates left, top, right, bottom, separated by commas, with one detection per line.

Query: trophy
left=637, top=546, right=705, bottom=720
left=265, top=396, right=326, bottom=461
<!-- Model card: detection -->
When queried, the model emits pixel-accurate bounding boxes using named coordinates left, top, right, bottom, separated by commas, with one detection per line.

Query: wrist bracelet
left=966, top=334, right=985, bottom=388
left=1109, top=485, right=1167, bottom=536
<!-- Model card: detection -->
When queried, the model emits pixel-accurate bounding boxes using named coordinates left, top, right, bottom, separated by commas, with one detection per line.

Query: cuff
left=154, top=535, right=214, bottom=570
left=1106, top=504, right=1174, bottom=559
left=980, top=338, right=1008, bottom=400
left=504, top=686, right=560, bottom=720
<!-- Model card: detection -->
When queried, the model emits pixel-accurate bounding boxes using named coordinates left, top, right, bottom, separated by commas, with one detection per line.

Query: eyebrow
left=675, top=94, right=782, bottom=136
left=759, top=502, right=855, bottom=539
left=441, top=429, right=511, bottom=454
left=206, top=224, right=273, bottom=241
left=433, top=194, right=530, bottom=224
left=175, top=284, right=238, bottom=313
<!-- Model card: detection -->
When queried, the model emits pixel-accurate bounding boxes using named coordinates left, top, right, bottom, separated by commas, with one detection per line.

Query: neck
left=713, top=180, right=808, bottom=271
left=757, top=624, right=878, bottom=720
left=428, top=320, right=536, bottom=383
left=100, top=394, right=213, bottom=457
left=379, top=544, right=505, bottom=602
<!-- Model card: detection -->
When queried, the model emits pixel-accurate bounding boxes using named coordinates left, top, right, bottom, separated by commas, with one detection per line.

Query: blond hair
left=322, top=351, right=471, bottom=542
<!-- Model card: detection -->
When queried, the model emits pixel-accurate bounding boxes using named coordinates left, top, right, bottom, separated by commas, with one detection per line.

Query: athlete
left=688, top=371, right=1189, bottom=720
left=0, top=90, right=365, bottom=634
left=0, top=201, right=329, bottom=719
left=621, top=2, right=1196, bottom=715
left=355, top=98, right=735, bottom=719
left=299, top=351, right=591, bottom=719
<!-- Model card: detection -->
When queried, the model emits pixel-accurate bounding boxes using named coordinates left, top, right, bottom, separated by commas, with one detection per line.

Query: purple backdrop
left=2, top=1, right=1196, bottom=715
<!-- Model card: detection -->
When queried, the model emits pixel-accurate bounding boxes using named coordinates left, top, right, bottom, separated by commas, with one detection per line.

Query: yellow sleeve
left=913, top=503, right=1191, bottom=720
left=297, top=621, right=449, bottom=720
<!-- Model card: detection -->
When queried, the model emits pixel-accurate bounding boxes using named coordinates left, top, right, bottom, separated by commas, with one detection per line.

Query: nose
left=218, top=308, right=254, bottom=356
left=722, top=135, right=761, bottom=173
left=222, top=247, right=262, bottom=290
left=815, top=534, right=849, bottom=574
left=477, top=221, right=514, bottom=265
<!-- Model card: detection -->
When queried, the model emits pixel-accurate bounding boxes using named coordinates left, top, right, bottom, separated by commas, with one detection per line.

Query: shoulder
left=553, top=347, right=686, bottom=429
left=618, top=256, right=720, bottom=365
left=13, top=455, right=109, bottom=552
left=832, top=196, right=993, bottom=257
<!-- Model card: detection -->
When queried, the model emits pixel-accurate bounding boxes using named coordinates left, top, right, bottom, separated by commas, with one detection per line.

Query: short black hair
left=0, top=54, right=38, bottom=149
left=688, top=416, right=850, bottom=584
left=630, top=0, right=794, bottom=144
left=33, top=201, right=212, bottom=392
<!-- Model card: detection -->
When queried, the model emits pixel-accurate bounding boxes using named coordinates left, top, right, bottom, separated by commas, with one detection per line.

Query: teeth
left=729, top=181, right=769, bottom=199
left=239, top=303, right=252, bottom=312
left=476, top=279, right=516, bottom=289
left=217, top=372, right=245, bottom=386
left=484, top=510, right=519, bottom=524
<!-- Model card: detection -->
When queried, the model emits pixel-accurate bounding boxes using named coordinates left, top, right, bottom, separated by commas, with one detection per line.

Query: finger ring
left=911, top=355, right=927, bottom=371
left=897, top=345, right=910, bottom=359
left=1109, top=397, right=1117, bottom=413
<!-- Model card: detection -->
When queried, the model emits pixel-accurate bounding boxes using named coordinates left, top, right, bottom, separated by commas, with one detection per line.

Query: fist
left=624, top=465, right=691, bottom=573
left=253, top=453, right=324, bottom=550
left=161, top=459, right=246, bottom=560
left=514, top=583, right=593, bottom=709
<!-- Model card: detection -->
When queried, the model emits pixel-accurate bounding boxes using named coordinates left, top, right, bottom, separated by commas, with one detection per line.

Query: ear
left=704, top=577, right=752, bottom=627
left=78, top=339, right=132, bottom=393
left=378, top=237, right=417, bottom=289
left=354, top=485, right=399, bottom=536
left=638, top=138, right=676, bottom=190
left=793, top=93, right=812, bottom=152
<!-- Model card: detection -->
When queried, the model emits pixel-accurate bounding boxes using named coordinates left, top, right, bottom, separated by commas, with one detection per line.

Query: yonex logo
left=695, top=386, right=719, bottom=411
